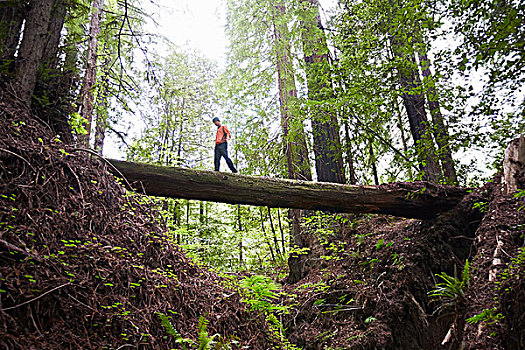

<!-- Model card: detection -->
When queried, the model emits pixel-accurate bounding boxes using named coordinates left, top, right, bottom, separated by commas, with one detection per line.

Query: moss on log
left=108, top=159, right=469, bottom=219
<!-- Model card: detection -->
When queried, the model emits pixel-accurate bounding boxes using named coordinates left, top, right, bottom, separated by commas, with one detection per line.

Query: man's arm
left=223, top=125, right=232, bottom=141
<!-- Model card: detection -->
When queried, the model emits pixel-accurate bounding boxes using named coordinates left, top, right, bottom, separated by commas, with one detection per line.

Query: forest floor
left=281, top=177, right=524, bottom=349
left=0, top=89, right=278, bottom=349
left=0, top=85, right=524, bottom=350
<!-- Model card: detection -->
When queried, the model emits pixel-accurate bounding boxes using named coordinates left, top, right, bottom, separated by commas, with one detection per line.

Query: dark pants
left=214, top=142, right=237, bottom=172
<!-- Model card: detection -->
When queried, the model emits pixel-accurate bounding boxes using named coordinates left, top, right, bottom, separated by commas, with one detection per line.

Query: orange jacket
left=215, top=125, right=231, bottom=145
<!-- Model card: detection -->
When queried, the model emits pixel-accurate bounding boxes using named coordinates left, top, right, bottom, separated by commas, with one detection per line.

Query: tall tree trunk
left=395, top=98, right=413, bottom=179
left=237, top=204, right=243, bottom=268
left=277, top=208, right=286, bottom=255
left=271, top=0, right=311, bottom=181
left=391, top=38, right=441, bottom=183
left=40, top=0, right=66, bottom=70
left=260, top=208, right=276, bottom=264
left=14, top=0, right=55, bottom=105
left=369, top=140, right=379, bottom=185
left=198, top=201, right=205, bottom=226
left=33, top=0, right=71, bottom=141
left=79, top=0, right=105, bottom=147
left=0, top=1, right=25, bottom=70
left=344, top=119, right=357, bottom=184
left=94, top=53, right=111, bottom=155
left=418, top=52, right=458, bottom=185
left=271, top=0, right=313, bottom=283
left=267, top=207, right=282, bottom=259
left=300, top=0, right=346, bottom=184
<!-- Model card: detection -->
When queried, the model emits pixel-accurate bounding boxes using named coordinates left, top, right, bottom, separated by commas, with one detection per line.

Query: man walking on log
left=213, top=117, right=237, bottom=173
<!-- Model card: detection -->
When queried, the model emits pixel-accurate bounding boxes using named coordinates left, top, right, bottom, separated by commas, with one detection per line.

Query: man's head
left=212, top=117, right=221, bottom=126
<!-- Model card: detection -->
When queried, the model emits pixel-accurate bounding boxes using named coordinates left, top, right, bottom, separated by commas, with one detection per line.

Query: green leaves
left=428, top=260, right=470, bottom=311
left=239, top=275, right=287, bottom=313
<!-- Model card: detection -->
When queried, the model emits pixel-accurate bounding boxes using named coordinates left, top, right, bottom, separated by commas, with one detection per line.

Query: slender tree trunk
left=395, top=98, right=413, bottom=179
left=344, top=119, right=357, bottom=184
left=369, top=140, right=379, bottom=185
left=237, top=204, right=243, bottom=268
left=260, top=208, right=276, bottom=263
left=391, top=37, right=441, bottom=183
left=199, top=201, right=205, bottom=225
left=271, top=0, right=313, bottom=282
left=277, top=208, right=286, bottom=255
left=94, top=53, right=111, bottom=155
left=186, top=200, right=190, bottom=228
left=14, top=0, right=55, bottom=105
left=0, top=1, right=25, bottom=69
left=418, top=52, right=458, bottom=184
left=267, top=207, right=282, bottom=259
left=79, top=0, right=105, bottom=147
left=300, top=0, right=346, bottom=184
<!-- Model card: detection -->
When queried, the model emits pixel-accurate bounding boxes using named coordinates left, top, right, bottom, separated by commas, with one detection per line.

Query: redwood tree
left=300, top=0, right=346, bottom=184
left=14, top=0, right=56, bottom=105
left=79, top=0, right=105, bottom=147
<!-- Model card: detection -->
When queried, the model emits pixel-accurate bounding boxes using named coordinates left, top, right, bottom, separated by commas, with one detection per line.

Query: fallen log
left=107, top=159, right=469, bottom=219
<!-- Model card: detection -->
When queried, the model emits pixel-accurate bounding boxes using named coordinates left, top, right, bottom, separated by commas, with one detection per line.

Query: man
left=213, top=117, right=237, bottom=173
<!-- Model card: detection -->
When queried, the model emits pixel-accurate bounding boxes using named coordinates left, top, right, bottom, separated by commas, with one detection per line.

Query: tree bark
left=271, top=0, right=313, bottom=282
left=107, top=159, right=468, bottom=219
left=344, top=119, right=357, bottom=184
left=300, top=0, right=345, bottom=184
left=369, top=140, right=379, bottom=185
left=272, top=0, right=311, bottom=181
left=391, top=40, right=441, bottom=183
left=94, top=54, right=111, bottom=155
left=34, top=0, right=71, bottom=142
left=14, top=0, right=55, bottom=105
left=79, top=0, right=105, bottom=147
left=418, top=52, right=458, bottom=185
left=0, top=0, right=25, bottom=69
left=502, top=135, right=525, bottom=195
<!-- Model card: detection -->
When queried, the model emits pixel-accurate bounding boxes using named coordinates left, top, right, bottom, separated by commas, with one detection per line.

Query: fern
left=197, top=316, right=218, bottom=350
left=157, top=312, right=193, bottom=348
left=428, top=260, right=470, bottom=311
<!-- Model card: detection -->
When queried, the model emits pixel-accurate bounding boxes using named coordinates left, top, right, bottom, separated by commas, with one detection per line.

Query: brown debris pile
left=0, top=89, right=276, bottom=349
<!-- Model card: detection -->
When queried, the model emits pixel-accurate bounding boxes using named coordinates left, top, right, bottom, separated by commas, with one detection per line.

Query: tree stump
left=502, top=135, right=525, bottom=194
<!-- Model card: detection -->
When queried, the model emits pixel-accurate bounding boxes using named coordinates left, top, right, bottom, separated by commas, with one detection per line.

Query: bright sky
left=146, top=0, right=229, bottom=61
left=146, top=0, right=336, bottom=62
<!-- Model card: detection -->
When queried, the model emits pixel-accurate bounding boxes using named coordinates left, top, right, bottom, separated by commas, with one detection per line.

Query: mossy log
left=108, top=159, right=469, bottom=219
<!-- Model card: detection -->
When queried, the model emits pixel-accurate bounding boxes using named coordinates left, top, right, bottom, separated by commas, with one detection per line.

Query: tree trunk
left=237, top=204, right=243, bottom=268
left=502, top=135, right=525, bottom=195
left=0, top=0, right=25, bottom=70
left=395, top=98, right=413, bottom=179
left=418, top=52, right=458, bottom=185
left=344, top=119, right=357, bottom=184
left=40, top=0, right=66, bottom=70
left=277, top=208, right=286, bottom=255
left=391, top=40, right=441, bottom=183
left=369, top=140, right=379, bottom=185
left=107, top=159, right=468, bottom=219
left=79, top=0, right=105, bottom=147
left=300, top=0, right=346, bottom=184
left=14, top=0, right=55, bottom=105
left=271, top=0, right=313, bottom=282
left=94, top=54, right=111, bottom=155
left=34, top=0, right=71, bottom=142
left=272, top=0, right=311, bottom=181
left=260, top=208, right=276, bottom=263
left=267, top=207, right=282, bottom=259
